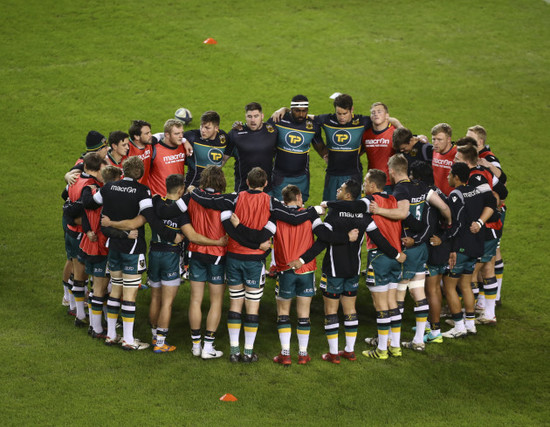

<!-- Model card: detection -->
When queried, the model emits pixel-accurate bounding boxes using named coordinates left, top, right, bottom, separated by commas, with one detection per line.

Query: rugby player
left=392, top=127, right=433, bottom=174
left=127, top=120, right=154, bottom=186
left=431, top=123, right=456, bottom=196
left=105, top=131, right=130, bottom=169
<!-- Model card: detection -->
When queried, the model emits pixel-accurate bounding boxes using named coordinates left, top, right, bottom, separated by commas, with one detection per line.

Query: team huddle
left=61, top=93, right=507, bottom=364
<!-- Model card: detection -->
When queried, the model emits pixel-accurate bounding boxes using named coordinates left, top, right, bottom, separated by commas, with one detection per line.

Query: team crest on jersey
left=352, top=118, right=360, bottom=125
left=332, top=130, right=351, bottom=146
left=219, top=134, right=226, bottom=144
left=285, top=131, right=304, bottom=148
left=208, top=148, right=224, bottom=164
left=411, top=148, right=417, bottom=156
left=306, top=120, right=313, bottom=130
left=266, top=123, right=275, bottom=133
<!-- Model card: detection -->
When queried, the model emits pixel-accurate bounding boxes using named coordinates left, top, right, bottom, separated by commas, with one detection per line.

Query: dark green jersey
left=184, top=129, right=228, bottom=188
left=268, top=113, right=323, bottom=177
left=315, top=114, right=372, bottom=176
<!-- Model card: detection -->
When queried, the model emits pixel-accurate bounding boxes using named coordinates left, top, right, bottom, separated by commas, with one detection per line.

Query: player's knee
left=322, top=290, right=339, bottom=299
left=229, top=287, right=245, bottom=300
left=342, top=290, right=357, bottom=297
left=245, top=288, right=263, bottom=302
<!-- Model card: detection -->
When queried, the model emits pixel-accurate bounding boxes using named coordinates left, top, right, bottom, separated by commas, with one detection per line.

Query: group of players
left=60, top=93, right=507, bottom=364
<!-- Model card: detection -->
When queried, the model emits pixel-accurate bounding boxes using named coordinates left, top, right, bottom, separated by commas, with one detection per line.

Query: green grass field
left=1, top=0, right=549, bottom=425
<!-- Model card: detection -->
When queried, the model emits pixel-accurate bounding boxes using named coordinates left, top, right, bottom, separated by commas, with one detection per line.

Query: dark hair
left=333, top=94, right=353, bottom=110
left=366, top=169, right=387, bottom=190
left=291, top=94, right=308, bottom=103
left=199, top=165, right=226, bottom=193
left=450, top=162, right=470, bottom=184
left=247, top=167, right=267, bottom=188
left=282, top=185, right=301, bottom=204
left=393, top=127, right=413, bottom=150
left=128, top=120, right=151, bottom=139
left=166, top=174, right=185, bottom=194
left=200, top=111, right=220, bottom=126
left=409, top=161, right=434, bottom=185
left=108, top=131, right=129, bottom=148
left=457, top=144, right=478, bottom=164
left=456, top=136, right=478, bottom=147
left=245, top=102, right=262, bottom=113
left=83, top=152, right=105, bottom=172
left=343, top=179, right=361, bottom=199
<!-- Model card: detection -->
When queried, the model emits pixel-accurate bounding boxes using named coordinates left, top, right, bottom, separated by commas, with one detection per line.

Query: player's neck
left=373, top=121, right=389, bottom=132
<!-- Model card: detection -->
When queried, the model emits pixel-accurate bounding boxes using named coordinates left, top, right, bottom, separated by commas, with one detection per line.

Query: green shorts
left=64, top=232, right=82, bottom=261
left=367, top=249, right=402, bottom=291
left=402, top=244, right=428, bottom=280
left=479, top=238, right=498, bottom=263
left=85, top=255, right=108, bottom=277
left=271, top=173, right=310, bottom=203
left=449, top=252, right=476, bottom=276
left=225, top=257, right=265, bottom=288
left=321, top=275, right=359, bottom=296
left=108, top=249, right=146, bottom=275
left=275, top=270, right=315, bottom=299
left=323, top=173, right=361, bottom=201
left=189, top=257, right=225, bottom=284
left=427, top=264, right=447, bottom=277
left=148, top=251, right=181, bottom=286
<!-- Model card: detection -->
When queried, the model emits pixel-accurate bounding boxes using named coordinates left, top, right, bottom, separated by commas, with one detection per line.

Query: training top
left=226, top=123, right=277, bottom=192
left=403, top=141, right=433, bottom=173
left=268, top=113, right=323, bottom=178
left=362, top=124, right=396, bottom=186
left=183, top=129, right=228, bottom=188
left=315, top=114, right=372, bottom=177
left=362, top=193, right=402, bottom=252
left=128, top=140, right=153, bottom=186
left=432, top=145, right=456, bottom=196
left=148, top=141, right=186, bottom=196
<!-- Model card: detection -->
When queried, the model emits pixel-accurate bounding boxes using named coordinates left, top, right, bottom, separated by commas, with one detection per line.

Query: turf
left=0, top=0, right=549, bottom=425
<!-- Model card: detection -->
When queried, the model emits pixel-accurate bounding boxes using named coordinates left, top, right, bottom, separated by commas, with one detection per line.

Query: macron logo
left=111, top=186, right=137, bottom=193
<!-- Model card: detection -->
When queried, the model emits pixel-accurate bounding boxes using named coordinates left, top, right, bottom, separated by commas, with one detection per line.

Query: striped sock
left=277, top=315, right=291, bottom=355
left=465, top=312, right=475, bottom=330
left=452, top=311, right=465, bottom=331
left=297, top=318, right=311, bottom=356
left=389, top=308, right=402, bottom=348
left=68, top=276, right=76, bottom=310
left=413, top=298, right=429, bottom=343
left=191, top=329, right=201, bottom=352
left=324, top=314, right=339, bottom=355
left=471, top=281, right=480, bottom=302
left=344, top=313, right=358, bottom=352
left=495, top=258, right=504, bottom=301
left=90, top=295, right=105, bottom=333
left=106, top=296, right=121, bottom=340
left=376, top=310, right=391, bottom=351
left=203, top=330, right=215, bottom=353
left=121, top=300, right=136, bottom=344
left=483, top=277, right=498, bottom=319
left=72, top=280, right=87, bottom=320
left=227, top=311, right=242, bottom=355
left=156, top=328, right=168, bottom=347
left=244, top=314, right=259, bottom=355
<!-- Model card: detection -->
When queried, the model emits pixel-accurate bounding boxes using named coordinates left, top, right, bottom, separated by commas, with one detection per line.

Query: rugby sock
left=156, top=328, right=168, bottom=347
left=203, top=330, right=215, bottom=353
left=483, top=277, right=498, bottom=319
left=389, top=308, right=402, bottom=347
left=344, top=313, right=358, bottom=352
left=297, top=318, right=311, bottom=356
left=324, top=314, right=339, bottom=355
left=68, top=276, right=76, bottom=311
left=121, top=300, right=136, bottom=345
left=244, top=314, right=259, bottom=355
left=495, top=258, right=504, bottom=302
left=471, top=281, right=480, bottom=302
left=376, top=311, right=391, bottom=351
left=477, top=281, right=486, bottom=308
left=87, top=290, right=94, bottom=319
left=90, top=295, right=105, bottom=333
left=452, top=312, right=465, bottom=332
left=63, top=280, right=71, bottom=303
left=397, top=300, right=405, bottom=315
left=72, top=280, right=87, bottom=320
left=151, top=326, right=157, bottom=343
left=430, top=321, right=441, bottom=337
left=413, top=298, right=429, bottom=343
left=106, top=296, right=121, bottom=340
left=465, top=312, right=475, bottom=330
left=277, top=315, right=291, bottom=355
left=227, top=311, right=242, bottom=355
left=191, top=329, right=201, bottom=353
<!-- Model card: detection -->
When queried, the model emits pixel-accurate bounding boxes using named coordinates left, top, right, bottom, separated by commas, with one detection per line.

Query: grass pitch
left=1, top=0, right=549, bottom=425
